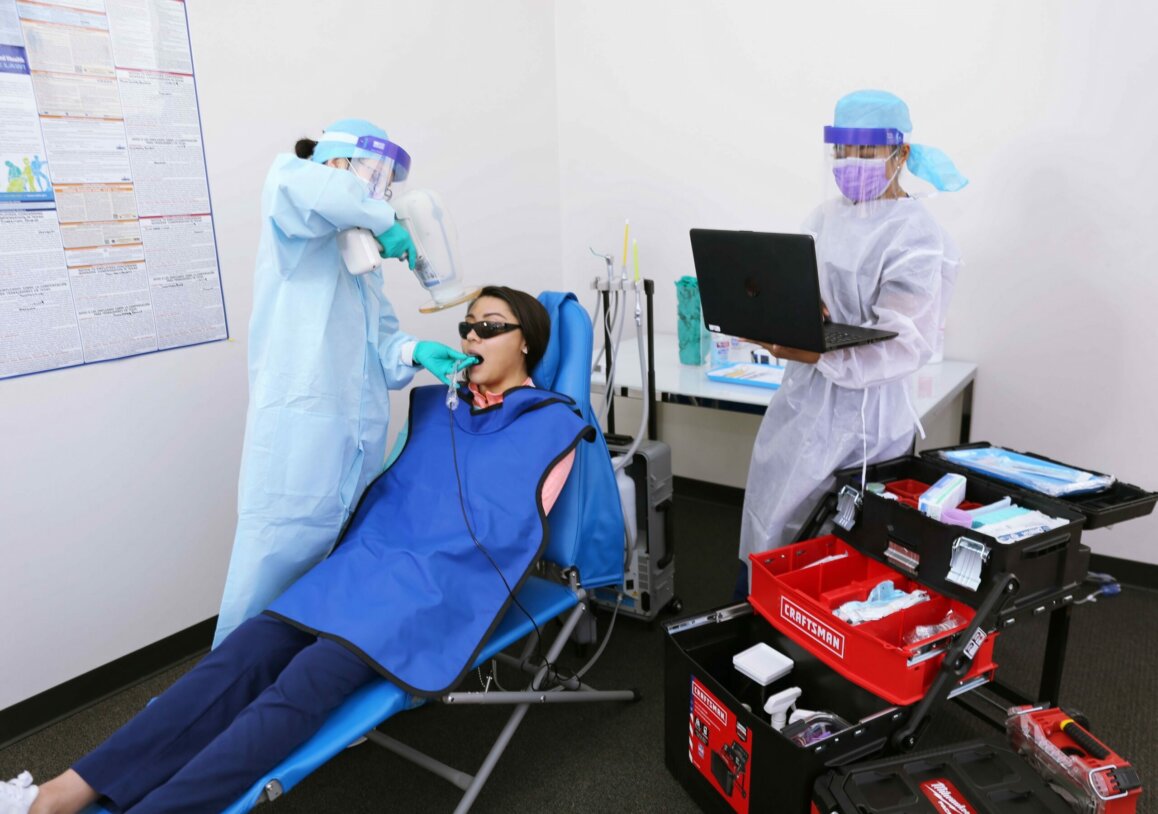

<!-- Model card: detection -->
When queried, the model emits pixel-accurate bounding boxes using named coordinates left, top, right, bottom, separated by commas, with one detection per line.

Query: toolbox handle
left=1020, top=529, right=1072, bottom=557
left=823, top=735, right=891, bottom=768
left=890, top=571, right=1020, bottom=751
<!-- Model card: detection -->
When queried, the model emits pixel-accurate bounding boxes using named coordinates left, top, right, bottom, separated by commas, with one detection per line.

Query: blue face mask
left=832, top=157, right=891, bottom=202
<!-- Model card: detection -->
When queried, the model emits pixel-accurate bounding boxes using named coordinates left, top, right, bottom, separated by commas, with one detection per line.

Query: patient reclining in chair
left=4, top=287, right=593, bottom=814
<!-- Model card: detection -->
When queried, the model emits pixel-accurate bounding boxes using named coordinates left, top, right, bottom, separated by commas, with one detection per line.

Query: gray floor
left=2, top=492, right=1154, bottom=813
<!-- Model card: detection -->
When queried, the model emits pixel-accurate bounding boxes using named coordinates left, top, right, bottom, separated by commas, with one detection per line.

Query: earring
left=521, top=347, right=528, bottom=354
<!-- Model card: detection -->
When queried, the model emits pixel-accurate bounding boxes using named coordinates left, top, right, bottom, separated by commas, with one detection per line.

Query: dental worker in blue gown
left=214, top=118, right=476, bottom=646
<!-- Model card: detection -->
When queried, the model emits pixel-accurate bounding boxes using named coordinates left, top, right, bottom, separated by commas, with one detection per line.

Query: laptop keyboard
left=824, top=327, right=861, bottom=346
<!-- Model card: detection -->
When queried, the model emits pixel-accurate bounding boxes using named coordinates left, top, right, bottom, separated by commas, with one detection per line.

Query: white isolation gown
left=739, top=196, right=961, bottom=562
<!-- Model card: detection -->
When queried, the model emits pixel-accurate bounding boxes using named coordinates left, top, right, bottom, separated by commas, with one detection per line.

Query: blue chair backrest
left=532, top=292, right=625, bottom=589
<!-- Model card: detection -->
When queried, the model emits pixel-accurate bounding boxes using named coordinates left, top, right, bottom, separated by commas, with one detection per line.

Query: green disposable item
left=675, top=276, right=704, bottom=365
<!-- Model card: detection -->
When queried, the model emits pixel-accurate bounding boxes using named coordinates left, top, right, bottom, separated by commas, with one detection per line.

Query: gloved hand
left=413, top=341, right=478, bottom=386
left=374, top=222, right=417, bottom=270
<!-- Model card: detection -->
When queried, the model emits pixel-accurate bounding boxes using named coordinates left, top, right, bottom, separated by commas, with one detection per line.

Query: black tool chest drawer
left=664, top=603, right=914, bottom=814
left=832, top=456, right=1088, bottom=611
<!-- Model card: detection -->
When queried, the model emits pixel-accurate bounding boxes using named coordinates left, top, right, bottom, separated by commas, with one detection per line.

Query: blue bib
left=267, top=385, right=593, bottom=695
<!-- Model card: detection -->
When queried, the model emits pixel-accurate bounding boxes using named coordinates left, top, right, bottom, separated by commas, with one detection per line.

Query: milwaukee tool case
left=811, top=739, right=1073, bottom=814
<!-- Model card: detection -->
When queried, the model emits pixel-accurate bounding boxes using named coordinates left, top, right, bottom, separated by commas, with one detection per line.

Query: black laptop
left=689, top=229, right=898, bottom=353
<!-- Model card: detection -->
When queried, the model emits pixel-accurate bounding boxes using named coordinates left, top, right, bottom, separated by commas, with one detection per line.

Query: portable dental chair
left=82, top=291, right=633, bottom=814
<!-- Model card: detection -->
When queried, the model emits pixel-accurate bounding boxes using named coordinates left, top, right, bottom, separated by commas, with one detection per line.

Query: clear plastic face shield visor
left=823, top=126, right=908, bottom=214
left=320, top=132, right=412, bottom=201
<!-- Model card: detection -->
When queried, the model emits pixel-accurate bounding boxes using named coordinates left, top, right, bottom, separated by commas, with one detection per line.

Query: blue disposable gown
left=739, top=197, right=961, bottom=563
left=214, top=154, right=417, bottom=646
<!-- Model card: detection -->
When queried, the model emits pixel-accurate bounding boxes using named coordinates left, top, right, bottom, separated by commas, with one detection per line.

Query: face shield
left=823, top=126, right=908, bottom=212
left=320, top=132, right=411, bottom=200
left=349, top=134, right=411, bottom=200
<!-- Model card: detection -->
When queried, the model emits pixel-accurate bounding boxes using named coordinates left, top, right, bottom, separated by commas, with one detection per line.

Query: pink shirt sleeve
left=466, top=379, right=576, bottom=515
left=541, top=450, right=575, bottom=515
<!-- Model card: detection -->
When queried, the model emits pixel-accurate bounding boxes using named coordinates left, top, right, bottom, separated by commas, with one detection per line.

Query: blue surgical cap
left=311, top=118, right=389, bottom=164
left=830, top=90, right=968, bottom=192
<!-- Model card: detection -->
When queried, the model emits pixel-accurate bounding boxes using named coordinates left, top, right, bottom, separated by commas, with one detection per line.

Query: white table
left=594, top=332, right=976, bottom=443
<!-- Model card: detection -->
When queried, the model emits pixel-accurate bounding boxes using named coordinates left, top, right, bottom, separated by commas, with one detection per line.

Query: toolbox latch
left=834, top=485, right=862, bottom=531
left=884, top=541, right=920, bottom=575
left=946, top=537, right=990, bottom=592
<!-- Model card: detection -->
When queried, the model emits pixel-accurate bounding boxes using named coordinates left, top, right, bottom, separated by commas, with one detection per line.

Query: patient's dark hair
left=295, top=138, right=317, bottom=159
left=471, top=286, right=550, bottom=372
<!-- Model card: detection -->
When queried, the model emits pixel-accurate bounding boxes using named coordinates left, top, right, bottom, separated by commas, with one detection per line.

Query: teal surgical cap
left=311, top=118, right=389, bottom=164
left=834, top=89, right=913, bottom=132
left=832, top=90, right=968, bottom=192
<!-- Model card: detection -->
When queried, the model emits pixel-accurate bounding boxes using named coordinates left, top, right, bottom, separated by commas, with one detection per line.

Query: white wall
left=1, top=0, right=562, bottom=711
left=555, top=1, right=1158, bottom=563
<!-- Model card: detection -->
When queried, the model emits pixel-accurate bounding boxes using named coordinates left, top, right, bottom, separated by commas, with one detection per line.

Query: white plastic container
left=732, top=642, right=794, bottom=686
left=614, top=461, right=637, bottom=549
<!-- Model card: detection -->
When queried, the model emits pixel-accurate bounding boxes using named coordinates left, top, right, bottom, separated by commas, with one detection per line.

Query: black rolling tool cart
left=663, top=443, right=1155, bottom=814
left=828, top=442, right=1156, bottom=717
left=664, top=562, right=1017, bottom=814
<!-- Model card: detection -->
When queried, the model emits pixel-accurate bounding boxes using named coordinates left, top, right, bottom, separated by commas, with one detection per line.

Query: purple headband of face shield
left=823, top=126, right=905, bottom=146
left=355, top=134, right=411, bottom=180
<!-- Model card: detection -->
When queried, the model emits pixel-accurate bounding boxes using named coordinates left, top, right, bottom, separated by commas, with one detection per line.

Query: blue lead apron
left=266, top=385, right=593, bottom=696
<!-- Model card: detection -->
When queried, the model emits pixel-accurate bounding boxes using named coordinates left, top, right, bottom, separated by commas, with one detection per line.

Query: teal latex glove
left=374, top=222, right=417, bottom=270
left=413, top=341, right=478, bottom=386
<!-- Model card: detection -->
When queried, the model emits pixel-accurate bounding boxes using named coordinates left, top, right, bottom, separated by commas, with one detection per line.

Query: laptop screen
left=689, top=229, right=827, bottom=352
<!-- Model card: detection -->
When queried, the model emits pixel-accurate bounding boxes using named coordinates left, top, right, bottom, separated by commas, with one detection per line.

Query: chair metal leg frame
left=365, top=593, right=638, bottom=813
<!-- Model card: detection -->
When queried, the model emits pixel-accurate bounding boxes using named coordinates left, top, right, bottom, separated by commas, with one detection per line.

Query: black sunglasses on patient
left=458, top=320, right=521, bottom=339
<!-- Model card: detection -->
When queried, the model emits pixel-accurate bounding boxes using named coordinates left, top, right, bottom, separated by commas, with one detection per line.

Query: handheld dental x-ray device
left=338, top=189, right=481, bottom=313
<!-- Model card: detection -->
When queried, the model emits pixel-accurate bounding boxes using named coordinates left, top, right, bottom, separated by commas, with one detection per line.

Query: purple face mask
left=832, top=157, right=892, bottom=202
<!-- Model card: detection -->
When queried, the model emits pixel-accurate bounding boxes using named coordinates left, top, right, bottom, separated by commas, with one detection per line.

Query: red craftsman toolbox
left=749, top=535, right=997, bottom=706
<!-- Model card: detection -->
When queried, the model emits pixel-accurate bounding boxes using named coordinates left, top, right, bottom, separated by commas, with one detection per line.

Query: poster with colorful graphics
left=0, top=0, right=226, bottom=380
left=688, top=676, right=752, bottom=814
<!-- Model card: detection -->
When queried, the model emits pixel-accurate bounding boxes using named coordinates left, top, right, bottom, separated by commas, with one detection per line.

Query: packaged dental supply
left=783, top=712, right=851, bottom=747
left=964, top=496, right=1012, bottom=522
left=975, top=510, right=1068, bottom=545
left=938, top=507, right=973, bottom=528
left=939, top=446, right=1113, bottom=497
left=902, top=608, right=968, bottom=646
left=918, top=473, right=967, bottom=520
left=833, top=580, right=929, bottom=625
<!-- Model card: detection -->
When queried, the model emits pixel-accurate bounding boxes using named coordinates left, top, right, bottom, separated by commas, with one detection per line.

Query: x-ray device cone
left=395, top=189, right=480, bottom=313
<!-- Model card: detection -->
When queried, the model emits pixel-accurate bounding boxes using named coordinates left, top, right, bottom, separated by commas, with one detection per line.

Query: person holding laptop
left=735, top=89, right=967, bottom=598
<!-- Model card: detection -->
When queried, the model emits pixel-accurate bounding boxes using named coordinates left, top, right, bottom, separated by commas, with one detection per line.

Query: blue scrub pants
left=73, top=615, right=377, bottom=813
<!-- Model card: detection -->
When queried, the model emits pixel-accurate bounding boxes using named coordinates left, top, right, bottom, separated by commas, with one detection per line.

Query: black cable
left=447, top=400, right=570, bottom=690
